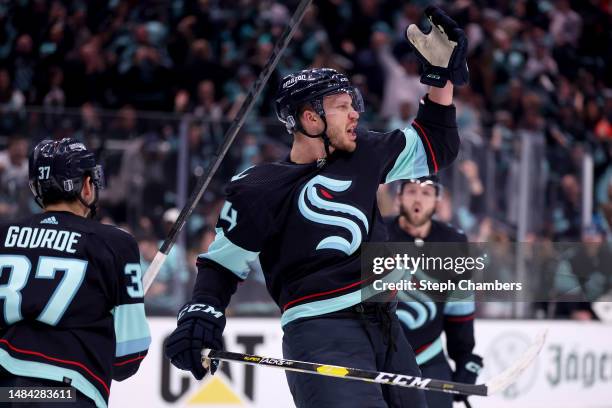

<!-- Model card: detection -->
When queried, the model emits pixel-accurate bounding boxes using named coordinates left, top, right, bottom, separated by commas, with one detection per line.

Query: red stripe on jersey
left=0, top=339, right=110, bottom=394
left=415, top=342, right=432, bottom=354
left=283, top=278, right=369, bottom=311
left=114, top=355, right=145, bottom=367
left=445, top=314, right=474, bottom=322
left=412, top=120, right=439, bottom=173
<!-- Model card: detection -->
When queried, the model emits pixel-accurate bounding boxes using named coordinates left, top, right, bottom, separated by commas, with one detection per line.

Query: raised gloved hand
left=164, top=302, right=226, bottom=380
left=452, top=354, right=483, bottom=403
left=406, top=6, right=469, bottom=88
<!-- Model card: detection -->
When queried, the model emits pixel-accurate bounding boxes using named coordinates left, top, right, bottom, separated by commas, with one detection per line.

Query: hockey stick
left=142, top=0, right=313, bottom=293
left=201, top=330, right=547, bottom=397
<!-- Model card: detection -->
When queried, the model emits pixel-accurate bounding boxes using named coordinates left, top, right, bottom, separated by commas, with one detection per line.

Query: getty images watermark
left=359, top=241, right=612, bottom=303
left=370, top=252, right=522, bottom=293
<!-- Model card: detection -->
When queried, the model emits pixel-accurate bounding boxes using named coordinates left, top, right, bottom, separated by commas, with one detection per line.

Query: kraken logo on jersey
left=298, top=175, right=369, bottom=255
left=397, top=290, right=437, bottom=330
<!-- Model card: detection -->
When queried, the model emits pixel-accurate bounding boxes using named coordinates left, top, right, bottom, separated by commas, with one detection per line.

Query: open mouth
left=347, top=127, right=357, bottom=140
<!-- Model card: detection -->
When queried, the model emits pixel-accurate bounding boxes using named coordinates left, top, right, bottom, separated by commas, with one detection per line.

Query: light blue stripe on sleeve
left=416, top=336, right=444, bottom=365
left=385, top=126, right=430, bottom=183
left=112, top=303, right=151, bottom=357
left=0, top=349, right=106, bottom=407
left=116, top=338, right=151, bottom=358
left=443, top=300, right=475, bottom=316
left=200, top=228, right=259, bottom=279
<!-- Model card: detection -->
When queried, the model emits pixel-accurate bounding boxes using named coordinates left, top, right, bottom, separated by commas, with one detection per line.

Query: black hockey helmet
left=399, top=175, right=442, bottom=197
left=275, top=68, right=364, bottom=154
left=28, top=138, right=105, bottom=215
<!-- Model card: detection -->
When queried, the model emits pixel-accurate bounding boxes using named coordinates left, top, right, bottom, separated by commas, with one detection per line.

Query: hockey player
left=0, top=138, right=151, bottom=407
left=165, top=6, right=467, bottom=407
left=387, top=176, right=482, bottom=408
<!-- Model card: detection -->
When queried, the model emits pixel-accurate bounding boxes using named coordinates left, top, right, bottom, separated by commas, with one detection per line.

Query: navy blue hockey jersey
left=0, top=211, right=150, bottom=407
left=386, top=217, right=476, bottom=366
left=194, top=97, right=460, bottom=327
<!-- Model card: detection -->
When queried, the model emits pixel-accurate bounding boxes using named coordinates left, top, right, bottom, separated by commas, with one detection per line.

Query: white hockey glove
left=406, top=6, right=469, bottom=88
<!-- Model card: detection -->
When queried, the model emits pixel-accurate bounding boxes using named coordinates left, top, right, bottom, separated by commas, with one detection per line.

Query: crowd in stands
left=0, top=0, right=610, bottom=317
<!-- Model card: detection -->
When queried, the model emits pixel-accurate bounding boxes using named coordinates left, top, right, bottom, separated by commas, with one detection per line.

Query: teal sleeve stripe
left=416, top=336, right=444, bottom=366
left=385, top=126, right=430, bottom=183
left=200, top=228, right=259, bottom=279
left=116, top=337, right=150, bottom=358
left=112, top=303, right=151, bottom=348
left=0, top=349, right=106, bottom=408
left=443, top=301, right=475, bottom=316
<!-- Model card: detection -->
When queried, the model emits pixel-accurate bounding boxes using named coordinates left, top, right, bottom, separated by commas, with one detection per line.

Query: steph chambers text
left=373, top=279, right=523, bottom=292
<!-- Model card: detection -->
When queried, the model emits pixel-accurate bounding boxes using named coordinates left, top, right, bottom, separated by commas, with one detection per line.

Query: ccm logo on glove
left=178, top=303, right=223, bottom=320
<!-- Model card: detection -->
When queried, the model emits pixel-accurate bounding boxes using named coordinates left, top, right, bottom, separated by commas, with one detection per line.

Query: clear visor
left=333, top=86, right=365, bottom=113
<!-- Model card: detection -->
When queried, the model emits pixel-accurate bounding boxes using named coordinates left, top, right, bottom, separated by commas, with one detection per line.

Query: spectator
left=549, top=0, right=583, bottom=48
left=9, top=34, right=36, bottom=102
left=139, top=208, right=190, bottom=316
left=552, top=224, right=611, bottom=320
left=0, top=69, right=26, bottom=134
left=0, top=135, right=30, bottom=221
left=551, top=174, right=583, bottom=240
left=138, top=232, right=180, bottom=316
left=42, top=66, right=65, bottom=110
left=375, top=31, right=426, bottom=120
left=120, top=46, right=173, bottom=111
left=173, top=89, right=191, bottom=114
left=193, top=80, right=223, bottom=121
left=386, top=100, right=414, bottom=132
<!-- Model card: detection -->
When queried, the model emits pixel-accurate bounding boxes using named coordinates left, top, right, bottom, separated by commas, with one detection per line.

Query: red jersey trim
left=412, top=120, right=439, bottom=173
left=0, top=339, right=110, bottom=395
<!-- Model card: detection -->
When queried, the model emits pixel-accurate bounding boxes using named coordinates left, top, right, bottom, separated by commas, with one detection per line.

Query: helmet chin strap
left=77, top=184, right=99, bottom=219
left=295, top=99, right=333, bottom=158
left=297, top=121, right=332, bottom=158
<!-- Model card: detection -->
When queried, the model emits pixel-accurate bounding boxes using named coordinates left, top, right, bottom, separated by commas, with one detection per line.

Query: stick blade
left=592, top=293, right=612, bottom=323
left=485, top=329, right=547, bottom=395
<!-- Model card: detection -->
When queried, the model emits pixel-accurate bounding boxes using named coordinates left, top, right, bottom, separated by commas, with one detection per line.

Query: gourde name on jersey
left=0, top=212, right=150, bottom=408
left=4, top=226, right=81, bottom=253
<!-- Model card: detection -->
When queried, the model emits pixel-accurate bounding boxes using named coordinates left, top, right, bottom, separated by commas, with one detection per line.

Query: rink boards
left=110, top=319, right=612, bottom=408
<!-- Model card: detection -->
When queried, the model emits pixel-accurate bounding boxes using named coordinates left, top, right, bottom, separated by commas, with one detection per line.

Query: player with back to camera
left=164, top=6, right=469, bottom=407
left=0, top=138, right=151, bottom=408
left=386, top=176, right=483, bottom=408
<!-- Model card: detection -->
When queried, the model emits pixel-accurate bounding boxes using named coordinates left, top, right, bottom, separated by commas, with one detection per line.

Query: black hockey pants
left=282, top=303, right=428, bottom=408
left=420, top=356, right=453, bottom=408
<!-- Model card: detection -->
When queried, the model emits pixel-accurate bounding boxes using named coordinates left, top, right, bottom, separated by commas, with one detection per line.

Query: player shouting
left=165, top=6, right=468, bottom=407
left=387, top=176, right=482, bottom=408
